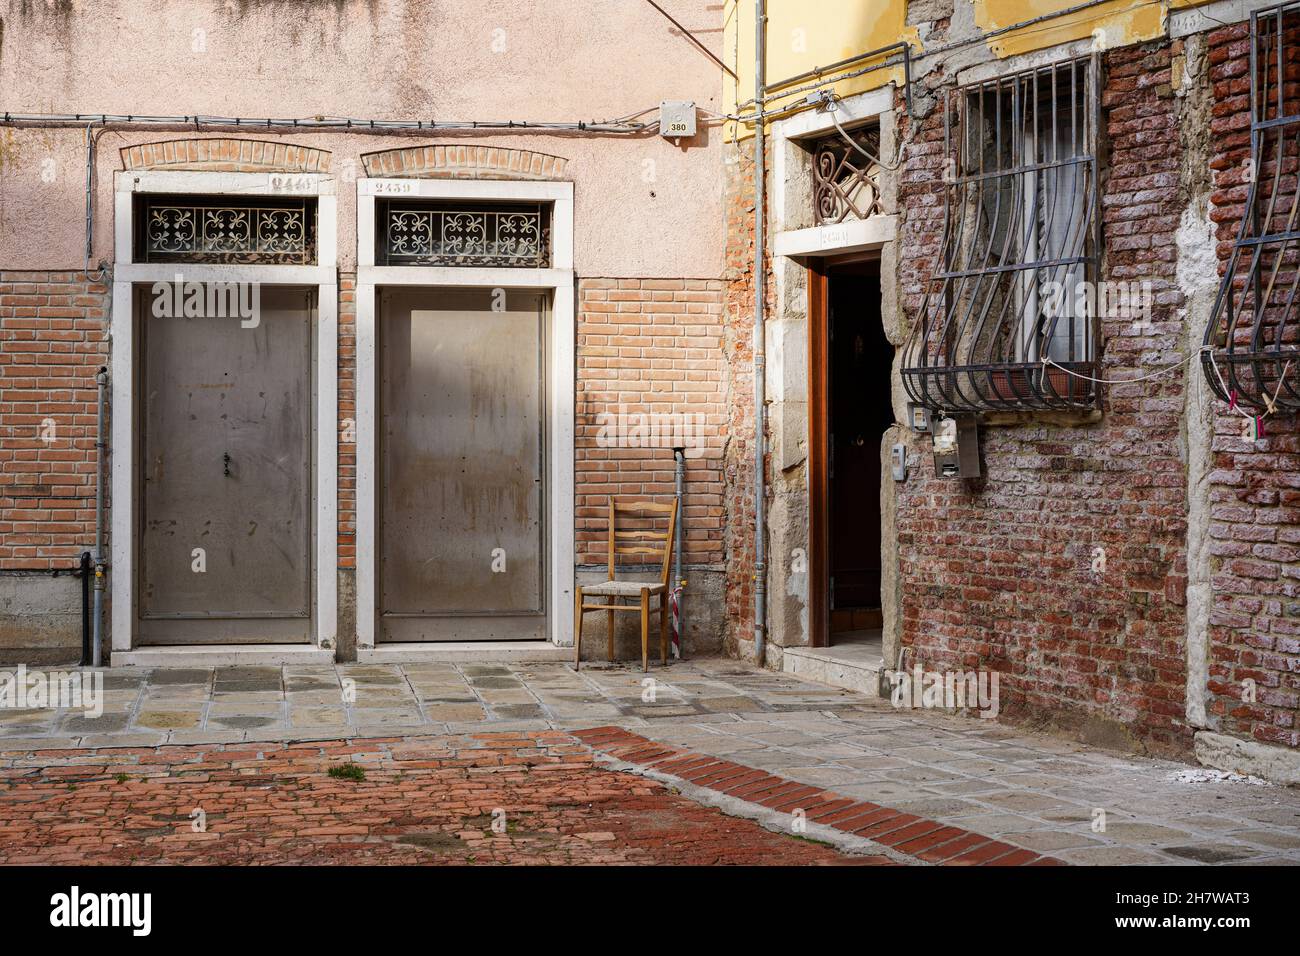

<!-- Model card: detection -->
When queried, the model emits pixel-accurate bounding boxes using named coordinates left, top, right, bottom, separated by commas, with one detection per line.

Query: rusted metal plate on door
left=380, top=288, right=546, bottom=641
left=138, top=286, right=312, bottom=643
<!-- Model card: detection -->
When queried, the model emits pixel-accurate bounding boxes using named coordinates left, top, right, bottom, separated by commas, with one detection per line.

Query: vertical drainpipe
left=673, top=447, right=686, bottom=658
left=752, top=0, right=768, bottom=666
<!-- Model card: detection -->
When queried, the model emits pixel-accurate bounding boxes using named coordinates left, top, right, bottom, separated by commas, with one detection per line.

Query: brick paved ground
left=3, top=660, right=1299, bottom=865
left=0, top=730, right=893, bottom=865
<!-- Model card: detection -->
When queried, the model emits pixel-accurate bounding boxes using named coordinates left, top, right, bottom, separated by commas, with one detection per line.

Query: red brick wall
left=0, top=268, right=736, bottom=614
left=1206, top=22, right=1300, bottom=750
left=0, top=271, right=108, bottom=569
left=575, top=277, right=727, bottom=569
left=894, top=44, right=1194, bottom=753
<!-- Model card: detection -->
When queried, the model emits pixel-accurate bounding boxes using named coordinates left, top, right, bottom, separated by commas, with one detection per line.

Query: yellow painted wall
left=725, top=0, right=1228, bottom=139
left=974, top=0, right=1166, bottom=57
left=723, top=0, right=918, bottom=135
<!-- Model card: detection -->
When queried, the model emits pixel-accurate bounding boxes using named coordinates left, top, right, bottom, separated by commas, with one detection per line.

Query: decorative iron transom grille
left=811, top=124, right=883, bottom=223
left=902, top=56, right=1101, bottom=412
left=1202, top=2, right=1300, bottom=412
left=377, top=200, right=550, bottom=267
left=134, top=195, right=316, bottom=265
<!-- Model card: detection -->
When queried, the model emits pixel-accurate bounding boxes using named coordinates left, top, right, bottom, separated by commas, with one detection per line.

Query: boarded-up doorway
left=137, top=286, right=315, bottom=643
left=378, top=288, right=548, bottom=641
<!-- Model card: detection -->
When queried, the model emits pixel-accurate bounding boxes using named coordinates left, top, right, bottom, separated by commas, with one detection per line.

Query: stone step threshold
left=358, top=641, right=573, bottom=663
left=782, top=631, right=886, bottom=698
left=111, top=644, right=335, bottom=668
left=111, top=641, right=574, bottom=667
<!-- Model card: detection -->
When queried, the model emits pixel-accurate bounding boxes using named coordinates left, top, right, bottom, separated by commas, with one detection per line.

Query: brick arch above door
left=360, top=145, right=568, bottom=180
left=120, top=138, right=331, bottom=173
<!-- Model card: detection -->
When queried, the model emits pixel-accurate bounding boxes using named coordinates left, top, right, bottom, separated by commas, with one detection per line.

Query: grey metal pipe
left=84, top=124, right=95, bottom=268
left=760, top=40, right=914, bottom=118
left=0, top=112, right=649, bottom=134
left=78, top=551, right=91, bottom=666
left=673, top=448, right=686, bottom=659
left=753, top=0, right=768, bottom=666
left=92, top=366, right=107, bottom=668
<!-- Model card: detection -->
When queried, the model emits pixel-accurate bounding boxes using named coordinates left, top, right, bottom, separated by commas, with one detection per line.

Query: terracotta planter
left=987, top=367, right=1078, bottom=402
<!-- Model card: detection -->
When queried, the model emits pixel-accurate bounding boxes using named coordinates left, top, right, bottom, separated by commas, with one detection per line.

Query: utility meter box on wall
left=906, top=403, right=932, bottom=433
left=932, top=416, right=981, bottom=479
left=659, top=101, right=697, bottom=140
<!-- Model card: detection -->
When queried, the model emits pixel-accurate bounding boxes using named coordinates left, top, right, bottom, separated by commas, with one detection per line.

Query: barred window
left=903, top=56, right=1101, bottom=412
left=376, top=200, right=550, bottom=268
left=134, top=195, right=317, bottom=265
left=1202, top=2, right=1300, bottom=412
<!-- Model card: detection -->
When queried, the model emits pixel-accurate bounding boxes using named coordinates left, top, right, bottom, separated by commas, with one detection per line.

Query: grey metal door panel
left=138, top=286, right=313, bottom=643
left=380, top=288, right=546, bottom=641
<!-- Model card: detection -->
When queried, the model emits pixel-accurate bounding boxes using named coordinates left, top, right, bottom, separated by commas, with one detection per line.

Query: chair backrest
left=606, top=496, right=679, bottom=586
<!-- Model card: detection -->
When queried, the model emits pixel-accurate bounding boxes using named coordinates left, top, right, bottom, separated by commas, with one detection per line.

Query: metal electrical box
left=890, top=443, right=909, bottom=482
left=659, top=101, right=697, bottom=140
left=932, top=416, right=981, bottom=479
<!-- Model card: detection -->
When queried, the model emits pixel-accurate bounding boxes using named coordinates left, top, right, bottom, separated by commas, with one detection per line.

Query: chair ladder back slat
left=612, top=501, right=675, bottom=513
left=607, top=496, right=679, bottom=587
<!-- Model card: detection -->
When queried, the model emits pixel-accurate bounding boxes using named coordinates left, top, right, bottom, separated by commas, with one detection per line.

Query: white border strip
left=111, top=170, right=338, bottom=652
left=354, top=177, right=576, bottom=650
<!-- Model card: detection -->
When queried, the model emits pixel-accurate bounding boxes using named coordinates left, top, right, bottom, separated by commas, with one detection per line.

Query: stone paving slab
left=0, top=660, right=863, bottom=746
left=3, top=659, right=1300, bottom=866
left=574, top=726, right=1062, bottom=865
left=598, top=709, right=1300, bottom=866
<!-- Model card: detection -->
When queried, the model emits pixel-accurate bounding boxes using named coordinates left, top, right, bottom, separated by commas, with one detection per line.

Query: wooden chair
left=574, top=496, right=679, bottom=672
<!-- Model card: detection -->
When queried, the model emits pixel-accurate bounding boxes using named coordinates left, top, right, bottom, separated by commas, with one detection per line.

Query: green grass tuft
left=328, top=762, right=366, bottom=782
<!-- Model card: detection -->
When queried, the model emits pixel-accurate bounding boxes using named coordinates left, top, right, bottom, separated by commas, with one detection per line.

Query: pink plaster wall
left=0, top=0, right=725, bottom=275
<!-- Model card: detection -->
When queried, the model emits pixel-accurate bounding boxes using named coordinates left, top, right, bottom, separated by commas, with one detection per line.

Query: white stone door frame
left=767, top=85, right=902, bottom=662
left=354, top=177, right=576, bottom=654
left=110, top=170, right=339, bottom=656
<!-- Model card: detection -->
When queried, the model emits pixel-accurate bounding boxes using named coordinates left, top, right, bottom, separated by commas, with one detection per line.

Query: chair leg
left=659, top=590, right=669, bottom=665
left=607, top=608, right=615, bottom=662
left=640, top=589, right=650, bottom=673
left=573, top=588, right=584, bottom=669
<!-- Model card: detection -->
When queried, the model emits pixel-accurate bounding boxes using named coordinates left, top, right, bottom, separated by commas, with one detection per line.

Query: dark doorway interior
left=827, top=261, right=892, bottom=639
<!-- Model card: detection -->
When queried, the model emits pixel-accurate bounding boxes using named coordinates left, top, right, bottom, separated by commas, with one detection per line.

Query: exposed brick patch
left=0, top=731, right=893, bottom=865
left=120, top=139, right=330, bottom=173
left=360, top=145, right=568, bottom=180
left=720, top=147, right=765, bottom=651
left=1205, top=22, right=1300, bottom=750
left=573, top=727, right=1064, bottom=865
left=576, top=278, right=726, bottom=568
left=0, top=271, right=109, bottom=569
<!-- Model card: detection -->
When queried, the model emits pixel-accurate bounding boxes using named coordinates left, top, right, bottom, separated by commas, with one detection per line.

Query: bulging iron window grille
left=902, top=56, right=1101, bottom=412
left=811, top=124, right=884, bottom=223
left=377, top=200, right=550, bottom=268
left=134, top=195, right=316, bottom=265
left=1202, top=2, right=1300, bottom=412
